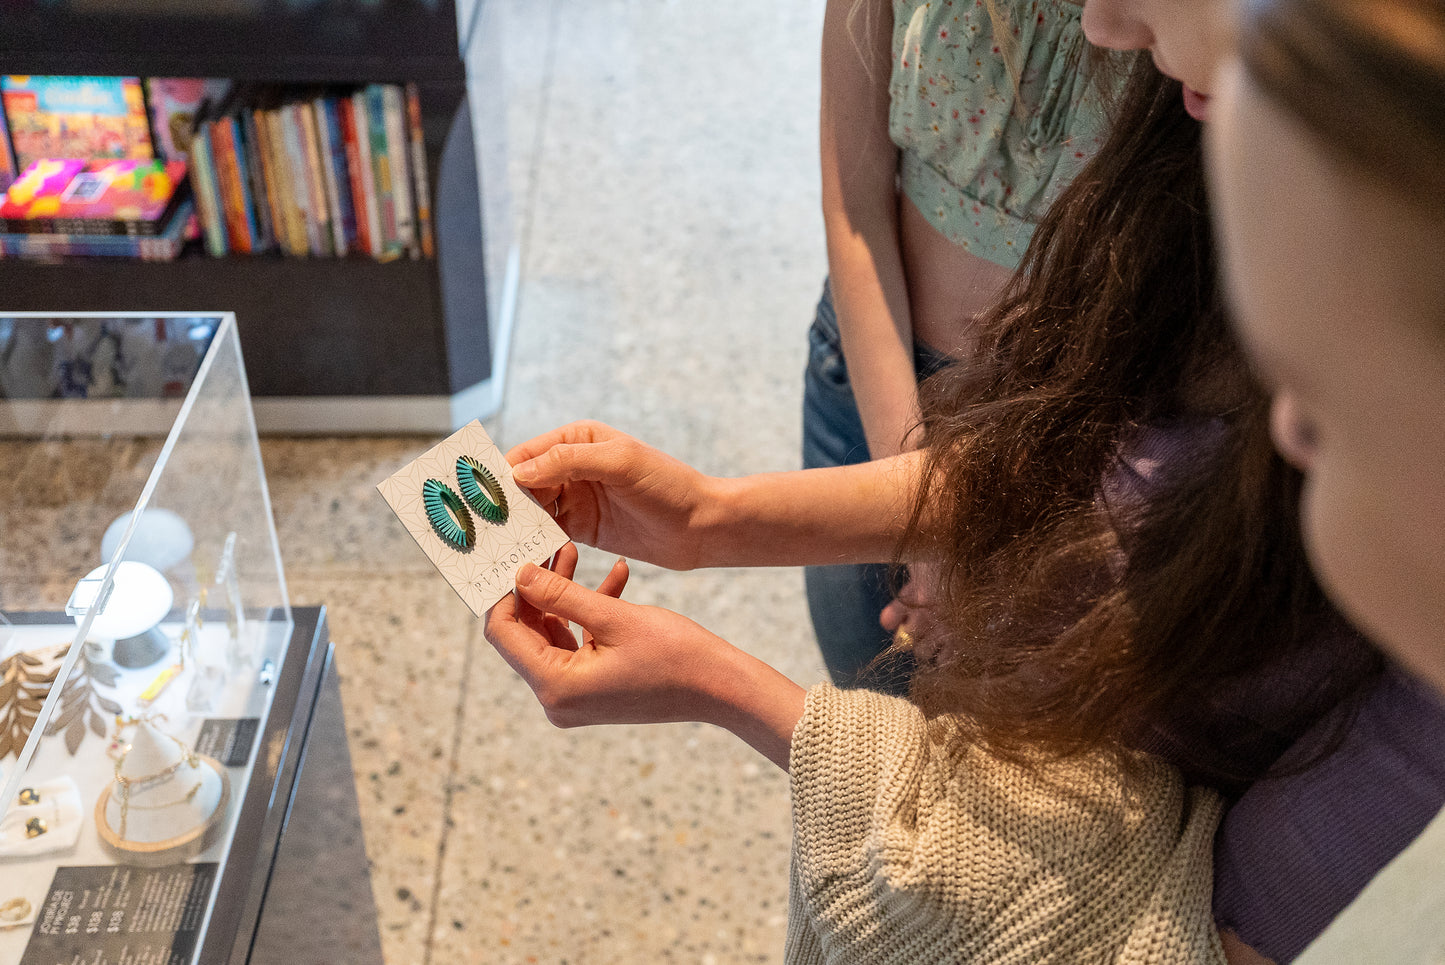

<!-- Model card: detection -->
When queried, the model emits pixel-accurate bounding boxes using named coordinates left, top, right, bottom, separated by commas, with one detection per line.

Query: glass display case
left=0, top=313, right=337, bottom=964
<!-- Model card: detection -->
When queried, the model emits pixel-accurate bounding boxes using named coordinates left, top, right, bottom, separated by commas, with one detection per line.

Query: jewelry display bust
left=95, top=719, right=230, bottom=866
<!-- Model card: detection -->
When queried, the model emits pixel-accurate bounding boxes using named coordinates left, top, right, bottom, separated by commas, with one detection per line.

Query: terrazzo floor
left=268, top=1, right=830, bottom=962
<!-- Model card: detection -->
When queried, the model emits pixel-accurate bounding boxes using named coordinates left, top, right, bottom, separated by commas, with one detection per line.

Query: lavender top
left=1111, top=421, right=1445, bottom=962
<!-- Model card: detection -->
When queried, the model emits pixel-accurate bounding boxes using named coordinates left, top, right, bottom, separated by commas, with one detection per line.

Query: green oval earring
left=457, top=455, right=509, bottom=524
left=423, top=478, right=475, bottom=549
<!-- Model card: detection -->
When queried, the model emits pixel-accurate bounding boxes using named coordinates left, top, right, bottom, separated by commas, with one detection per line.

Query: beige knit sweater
left=786, top=685, right=1227, bottom=964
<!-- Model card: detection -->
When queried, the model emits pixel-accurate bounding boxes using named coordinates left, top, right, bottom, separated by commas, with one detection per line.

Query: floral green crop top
left=889, top=0, right=1118, bottom=269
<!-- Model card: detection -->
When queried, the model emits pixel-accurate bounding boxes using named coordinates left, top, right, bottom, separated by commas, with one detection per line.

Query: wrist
left=689, top=474, right=747, bottom=568
left=697, top=642, right=806, bottom=771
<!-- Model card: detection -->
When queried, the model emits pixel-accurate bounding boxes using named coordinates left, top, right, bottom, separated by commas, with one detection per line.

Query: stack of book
left=0, top=157, right=192, bottom=260
left=0, top=75, right=438, bottom=262
left=188, top=83, right=435, bottom=261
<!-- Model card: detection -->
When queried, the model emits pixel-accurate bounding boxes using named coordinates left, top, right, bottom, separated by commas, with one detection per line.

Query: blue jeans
left=801, top=279, right=948, bottom=692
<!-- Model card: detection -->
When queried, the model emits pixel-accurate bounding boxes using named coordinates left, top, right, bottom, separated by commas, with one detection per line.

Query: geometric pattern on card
left=376, top=420, right=569, bottom=616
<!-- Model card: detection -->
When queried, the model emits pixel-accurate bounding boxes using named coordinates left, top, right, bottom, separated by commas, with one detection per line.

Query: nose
left=1081, top=0, right=1155, bottom=52
left=1269, top=393, right=1319, bottom=472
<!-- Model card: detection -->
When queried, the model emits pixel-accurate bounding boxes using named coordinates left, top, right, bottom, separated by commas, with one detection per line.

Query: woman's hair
left=1240, top=0, right=1445, bottom=218
left=898, top=59, right=1380, bottom=789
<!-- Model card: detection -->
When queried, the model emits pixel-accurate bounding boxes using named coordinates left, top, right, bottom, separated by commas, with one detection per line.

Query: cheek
left=1300, top=460, right=1445, bottom=696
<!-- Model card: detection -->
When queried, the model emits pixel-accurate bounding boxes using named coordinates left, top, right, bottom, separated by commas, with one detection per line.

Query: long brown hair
left=899, top=59, right=1379, bottom=788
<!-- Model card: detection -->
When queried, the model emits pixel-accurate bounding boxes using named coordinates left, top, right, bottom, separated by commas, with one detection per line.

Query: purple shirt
left=1111, top=421, right=1445, bottom=962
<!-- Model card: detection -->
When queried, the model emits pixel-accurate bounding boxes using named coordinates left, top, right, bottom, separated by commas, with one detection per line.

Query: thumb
left=515, top=562, right=621, bottom=631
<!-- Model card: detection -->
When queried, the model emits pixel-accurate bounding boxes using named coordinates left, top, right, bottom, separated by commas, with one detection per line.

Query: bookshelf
left=0, top=0, right=512, bottom=433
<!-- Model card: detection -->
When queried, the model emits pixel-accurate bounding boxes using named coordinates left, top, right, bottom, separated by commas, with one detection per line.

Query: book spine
left=280, top=104, right=319, bottom=256
left=209, top=117, right=252, bottom=253
left=296, top=102, right=332, bottom=256
left=321, top=98, right=358, bottom=254
left=382, top=85, right=415, bottom=254
left=2, top=215, right=171, bottom=237
left=312, top=96, right=347, bottom=258
left=0, top=200, right=193, bottom=260
left=241, top=110, right=275, bottom=252
left=228, top=116, right=262, bottom=251
left=264, top=110, right=306, bottom=257
left=364, top=84, right=399, bottom=259
left=189, top=125, right=228, bottom=257
left=252, top=109, right=285, bottom=253
left=405, top=83, right=435, bottom=259
left=348, top=91, right=383, bottom=258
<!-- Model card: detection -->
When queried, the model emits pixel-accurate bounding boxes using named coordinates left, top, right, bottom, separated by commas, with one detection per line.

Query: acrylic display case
left=0, top=313, right=372, bottom=964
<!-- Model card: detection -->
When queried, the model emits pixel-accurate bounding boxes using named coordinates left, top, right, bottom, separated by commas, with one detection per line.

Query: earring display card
left=377, top=421, right=568, bottom=616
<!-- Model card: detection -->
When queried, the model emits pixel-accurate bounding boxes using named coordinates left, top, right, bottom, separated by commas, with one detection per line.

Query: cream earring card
left=377, top=421, right=569, bottom=616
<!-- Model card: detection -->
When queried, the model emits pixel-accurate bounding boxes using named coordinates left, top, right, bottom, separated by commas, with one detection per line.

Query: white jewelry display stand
left=95, top=721, right=230, bottom=867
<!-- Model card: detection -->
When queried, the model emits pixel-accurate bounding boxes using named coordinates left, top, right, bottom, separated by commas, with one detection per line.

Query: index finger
left=505, top=420, right=618, bottom=467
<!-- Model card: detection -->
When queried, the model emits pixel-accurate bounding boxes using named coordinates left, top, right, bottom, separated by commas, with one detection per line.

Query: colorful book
left=0, top=200, right=193, bottom=260
left=1, top=158, right=188, bottom=236
left=405, top=83, right=435, bottom=259
left=345, top=91, right=382, bottom=258
left=144, top=78, right=230, bottom=162
left=364, top=84, right=400, bottom=259
left=312, top=96, right=348, bottom=257
left=0, top=158, right=87, bottom=223
left=189, top=125, right=227, bottom=257
left=382, top=84, right=415, bottom=255
left=279, top=104, right=319, bottom=256
left=320, top=97, right=358, bottom=255
left=1, top=76, right=153, bottom=170
left=240, top=109, right=275, bottom=252
left=209, top=116, right=255, bottom=253
left=264, top=108, right=307, bottom=257
left=297, top=101, right=333, bottom=256
left=0, top=105, right=15, bottom=193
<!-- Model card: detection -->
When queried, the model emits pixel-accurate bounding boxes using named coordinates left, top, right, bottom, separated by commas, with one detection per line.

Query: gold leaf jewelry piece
left=423, top=478, right=475, bottom=549
left=24, top=817, right=46, bottom=839
left=893, top=628, right=915, bottom=652
left=17, top=788, right=39, bottom=806
left=0, top=897, right=31, bottom=924
left=456, top=455, right=509, bottom=524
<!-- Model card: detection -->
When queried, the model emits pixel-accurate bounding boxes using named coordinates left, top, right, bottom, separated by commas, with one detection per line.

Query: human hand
left=484, top=544, right=806, bottom=769
left=484, top=543, right=738, bottom=728
left=507, top=421, right=718, bottom=571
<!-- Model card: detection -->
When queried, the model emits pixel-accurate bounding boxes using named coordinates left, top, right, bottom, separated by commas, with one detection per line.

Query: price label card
left=377, top=420, right=568, bottom=616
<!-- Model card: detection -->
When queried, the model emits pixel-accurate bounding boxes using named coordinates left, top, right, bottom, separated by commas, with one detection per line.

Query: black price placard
left=20, top=863, right=218, bottom=965
left=194, top=717, right=260, bottom=768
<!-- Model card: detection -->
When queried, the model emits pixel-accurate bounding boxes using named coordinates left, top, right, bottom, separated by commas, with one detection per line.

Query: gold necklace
left=110, top=724, right=201, bottom=841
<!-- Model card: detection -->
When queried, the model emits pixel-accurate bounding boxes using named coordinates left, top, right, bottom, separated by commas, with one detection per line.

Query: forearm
left=821, top=0, right=918, bottom=461
left=693, top=452, right=925, bottom=568
left=828, top=233, right=922, bottom=460
left=702, top=644, right=808, bottom=772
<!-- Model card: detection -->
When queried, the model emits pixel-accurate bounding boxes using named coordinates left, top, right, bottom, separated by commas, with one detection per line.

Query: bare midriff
left=900, top=193, right=1016, bottom=361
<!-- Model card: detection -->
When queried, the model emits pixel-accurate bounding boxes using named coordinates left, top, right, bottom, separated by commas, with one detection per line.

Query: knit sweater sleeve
left=785, top=683, right=1229, bottom=965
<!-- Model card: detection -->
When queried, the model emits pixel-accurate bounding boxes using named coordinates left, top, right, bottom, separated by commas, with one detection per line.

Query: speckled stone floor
left=265, top=1, right=830, bottom=962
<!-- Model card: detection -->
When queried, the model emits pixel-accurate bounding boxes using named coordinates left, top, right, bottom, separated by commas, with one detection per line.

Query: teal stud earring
left=423, top=478, right=476, bottom=549
left=457, top=455, right=509, bottom=525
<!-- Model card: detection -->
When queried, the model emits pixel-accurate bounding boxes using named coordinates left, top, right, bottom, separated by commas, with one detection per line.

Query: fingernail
left=512, top=460, right=536, bottom=484
left=517, top=563, right=540, bottom=587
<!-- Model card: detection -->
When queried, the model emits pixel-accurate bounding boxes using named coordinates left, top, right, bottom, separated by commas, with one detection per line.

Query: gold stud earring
left=24, top=817, right=46, bottom=839
left=16, top=788, right=38, bottom=807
